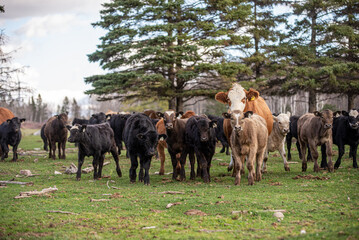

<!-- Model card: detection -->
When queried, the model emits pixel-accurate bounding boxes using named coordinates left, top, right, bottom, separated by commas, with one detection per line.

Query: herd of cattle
left=0, top=83, right=358, bottom=186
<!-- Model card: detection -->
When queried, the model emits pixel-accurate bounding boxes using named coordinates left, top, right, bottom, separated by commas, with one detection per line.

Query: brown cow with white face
left=297, top=110, right=334, bottom=172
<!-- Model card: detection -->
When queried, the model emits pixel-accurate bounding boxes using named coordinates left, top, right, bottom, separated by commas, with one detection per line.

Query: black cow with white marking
left=123, top=113, right=165, bottom=185
left=0, top=117, right=26, bottom=161
left=67, top=122, right=122, bottom=180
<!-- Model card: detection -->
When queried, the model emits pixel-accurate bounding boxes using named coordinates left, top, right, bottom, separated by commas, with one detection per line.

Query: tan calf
left=229, top=111, right=268, bottom=186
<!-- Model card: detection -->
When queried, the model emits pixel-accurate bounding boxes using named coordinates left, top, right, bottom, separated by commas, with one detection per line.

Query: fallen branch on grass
left=166, top=202, right=182, bottom=209
left=82, top=162, right=110, bottom=173
left=90, top=198, right=110, bottom=202
left=157, top=191, right=185, bottom=195
left=46, top=210, right=78, bottom=215
left=0, top=181, right=33, bottom=185
left=14, top=186, right=58, bottom=199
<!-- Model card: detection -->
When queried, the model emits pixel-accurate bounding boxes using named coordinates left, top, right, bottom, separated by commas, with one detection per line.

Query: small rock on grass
left=273, top=212, right=284, bottom=220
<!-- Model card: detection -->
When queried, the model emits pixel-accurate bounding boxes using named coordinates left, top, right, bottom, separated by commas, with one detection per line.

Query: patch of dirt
left=184, top=209, right=207, bottom=216
left=293, top=175, right=330, bottom=180
left=150, top=209, right=164, bottom=213
left=110, top=193, right=124, bottom=199
left=269, top=182, right=282, bottom=186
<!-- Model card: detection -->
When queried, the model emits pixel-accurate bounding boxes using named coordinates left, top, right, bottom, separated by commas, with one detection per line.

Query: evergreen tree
left=71, top=98, right=81, bottom=118
left=30, top=96, right=36, bottom=121
left=61, top=96, right=70, bottom=113
left=85, top=0, right=250, bottom=111
left=35, top=94, right=43, bottom=122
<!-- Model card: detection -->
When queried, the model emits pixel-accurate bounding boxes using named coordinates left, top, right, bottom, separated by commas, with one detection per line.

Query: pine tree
left=85, top=0, right=250, bottom=111
left=61, top=96, right=70, bottom=114
left=71, top=98, right=81, bottom=118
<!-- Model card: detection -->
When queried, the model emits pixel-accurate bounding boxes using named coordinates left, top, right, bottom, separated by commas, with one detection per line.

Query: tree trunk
left=176, top=97, right=183, bottom=112
left=308, top=89, right=317, bottom=112
left=347, top=93, right=355, bottom=110
left=168, top=98, right=176, bottom=110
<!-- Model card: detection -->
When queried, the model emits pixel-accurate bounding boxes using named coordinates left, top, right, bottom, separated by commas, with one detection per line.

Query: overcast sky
left=1, top=0, right=109, bottom=109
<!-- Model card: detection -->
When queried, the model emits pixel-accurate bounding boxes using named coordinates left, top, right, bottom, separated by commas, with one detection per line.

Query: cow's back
left=86, top=123, right=114, bottom=153
left=0, top=108, right=15, bottom=124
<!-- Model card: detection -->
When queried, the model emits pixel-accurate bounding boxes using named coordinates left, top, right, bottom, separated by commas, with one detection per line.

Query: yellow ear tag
left=250, top=96, right=255, bottom=101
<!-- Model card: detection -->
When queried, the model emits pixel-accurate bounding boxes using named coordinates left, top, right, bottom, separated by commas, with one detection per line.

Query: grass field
left=0, top=129, right=358, bottom=239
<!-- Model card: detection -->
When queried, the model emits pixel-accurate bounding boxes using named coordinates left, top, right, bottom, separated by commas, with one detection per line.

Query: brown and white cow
left=228, top=111, right=268, bottom=186
left=263, top=113, right=291, bottom=173
left=297, top=110, right=334, bottom=172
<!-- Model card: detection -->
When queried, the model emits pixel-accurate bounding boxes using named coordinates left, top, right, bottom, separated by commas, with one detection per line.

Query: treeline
left=86, top=0, right=359, bottom=112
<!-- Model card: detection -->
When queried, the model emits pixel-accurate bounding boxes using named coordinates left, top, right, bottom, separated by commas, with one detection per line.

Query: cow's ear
left=246, top=88, right=259, bottom=101
left=158, top=134, right=167, bottom=141
left=20, top=118, right=26, bottom=123
left=273, top=116, right=278, bottom=122
left=81, top=124, right=87, bottom=132
left=333, top=111, right=341, bottom=117
left=66, top=125, right=72, bottom=130
left=272, top=113, right=279, bottom=117
left=210, top=120, right=217, bottom=128
left=313, top=111, right=323, bottom=117
left=215, top=92, right=229, bottom=104
left=176, top=111, right=184, bottom=118
left=222, top=112, right=231, bottom=119
left=286, top=111, right=291, bottom=118
left=244, top=111, right=253, bottom=118
left=341, top=111, right=349, bottom=116
left=137, top=133, right=144, bottom=139
left=106, top=114, right=112, bottom=120
left=156, top=112, right=164, bottom=118
left=6, top=119, right=11, bottom=123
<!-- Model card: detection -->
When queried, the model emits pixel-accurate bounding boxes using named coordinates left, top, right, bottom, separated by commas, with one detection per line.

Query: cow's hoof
left=284, top=166, right=290, bottom=172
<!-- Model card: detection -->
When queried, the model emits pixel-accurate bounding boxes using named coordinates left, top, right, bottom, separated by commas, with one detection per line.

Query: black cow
left=123, top=113, right=165, bottom=185
left=0, top=117, right=26, bottom=161
left=286, top=115, right=301, bottom=160
left=208, top=115, right=229, bottom=155
left=89, top=112, right=107, bottom=124
left=107, top=114, right=131, bottom=155
left=40, top=124, right=48, bottom=151
left=67, top=123, right=122, bottom=180
left=72, top=118, right=89, bottom=125
left=182, top=116, right=217, bottom=183
left=321, top=110, right=359, bottom=169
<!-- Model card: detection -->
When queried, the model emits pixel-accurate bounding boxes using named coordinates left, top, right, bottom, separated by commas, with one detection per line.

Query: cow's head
left=67, top=124, right=86, bottom=143
left=215, top=83, right=247, bottom=112
left=342, top=109, right=359, bottom=129
left=162, top=112, right=177, bottom=130
left=314, top=110, right=333, bottom=129
left=136, top=130, right=162, bottom=157
left=6, top=117, right=26, bottom=133
left=193, top=117, right=216, bottom=142
left=223, top=110, right=253, bottom=132
left=273, top=112, right=290, bottom=135
left=89, top=112, right=106, bottom=124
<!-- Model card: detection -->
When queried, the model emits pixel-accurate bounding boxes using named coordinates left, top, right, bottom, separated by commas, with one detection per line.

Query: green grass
left=0, top=130, right=358, bottom=239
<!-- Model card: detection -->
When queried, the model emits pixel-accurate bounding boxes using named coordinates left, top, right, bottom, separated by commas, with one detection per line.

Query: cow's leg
left=320, top=144, right=328, bottom=169
left=220, top=141, right=226, bottom=153
left=129, top=154, right=138, bottom=183
left=262, top=150, right=268, bottom=173
left=51, top=140, right=56, bottom=160
left=93, top=155, right=99, bottom=180
left=197, top=152, right=209, bottom=183
left=47, top=138, right=52, bottom=159
left=12, top=144, right=18, bottom=162
left=279, top=143, right=290, bottom=171
left=230, top=146, right=241, bottom=185
left=97, top=154, right=105, bottom=179
left=308, top=142, right=319, bottom=172
left=225, top=143, right=230, bottom=155
left=352, top=144, right=358, bottom=168
left=247, top=151, right=256, bottom=185
left=296, top=141, right=302, bottom=160
left=157, top=143, right=165, bottom=175
left=256, top=149, right=265, bottom=182
left=179, top=150, right=188, bottom=181
left=286, top=135, right=292, bottom=161
left=110, top=145, right=122, bottom=177
left=76, top=152, right=85, bottom=180
left=169, top=151, right=178, bottom=180
left=139, top=162, right=144, bottom=182
left=62, top=140, right=66, bottom=159
left=143, top=158, right=151, bottom=185
left=299, top=140, right=308, bottom=172
left=189, top=150, right=196, bottom=180
left=58, top=142, right=62, bottom=159
left=325, top=140, right=333, bottom=172
left=334, top=142, right=345, bottom=169
left=1, top=143, right=9, bottom=161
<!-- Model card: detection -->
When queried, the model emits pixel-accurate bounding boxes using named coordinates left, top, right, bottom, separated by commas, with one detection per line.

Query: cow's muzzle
left=234, top=126, right=242, bottom=132
left=349, top=123, right=359, bottom=129
left=324, top=124, right=332, bottom=129
left=166, top=123, right=173, bottom=130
